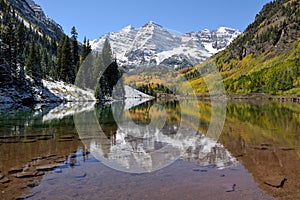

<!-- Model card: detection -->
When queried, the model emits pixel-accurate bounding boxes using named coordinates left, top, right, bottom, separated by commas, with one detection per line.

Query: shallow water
left=0, top=100, right=299, bottom=199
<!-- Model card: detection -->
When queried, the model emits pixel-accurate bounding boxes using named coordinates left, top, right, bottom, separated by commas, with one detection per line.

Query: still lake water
left=0, top=99, right=299, bottom=199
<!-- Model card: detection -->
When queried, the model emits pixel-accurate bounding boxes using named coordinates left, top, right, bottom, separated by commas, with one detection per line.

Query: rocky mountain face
left=6, top=0, right=64, bottom=41
left=90, top=21, right=241, bottom=69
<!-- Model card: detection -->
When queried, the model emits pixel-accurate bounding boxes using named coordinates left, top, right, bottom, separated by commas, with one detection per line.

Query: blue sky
left=35, top=0, right=271, bottom=42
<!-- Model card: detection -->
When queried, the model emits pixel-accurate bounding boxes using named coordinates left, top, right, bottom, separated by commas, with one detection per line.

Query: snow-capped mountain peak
left=142, top=21, right=162, bottom=28
left=120, top=25, right=135, bottom=33
left=90, top=22, right=241, bottom=69
left=130, top=21, right=181, bottom=53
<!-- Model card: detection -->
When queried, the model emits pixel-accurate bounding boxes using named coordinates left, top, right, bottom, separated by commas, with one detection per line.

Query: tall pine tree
left=76, top=36, right=93, bottom=89
left=56, top=35, right=64, bottom=80
left=102, top=38, right=113, bottom=68
left=26, top=41, right=42, bottom=85
left=57, top=35, right=75, bottom=83
left=61, top=35, right=73, bottom=83
left=71, top=26, right=80, bottom=74
left=16, top=21, right=26, bottom=86
left=41, top=47, right=49, bottom=79
left=81, top=36, right=91, bottom=62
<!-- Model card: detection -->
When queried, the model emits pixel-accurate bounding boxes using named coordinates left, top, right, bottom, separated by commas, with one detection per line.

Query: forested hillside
left=0, top=0, right=82, bottom=89
left=185, top=0, right=300, bottom=96
left=0, top=0, right=122, bottom=103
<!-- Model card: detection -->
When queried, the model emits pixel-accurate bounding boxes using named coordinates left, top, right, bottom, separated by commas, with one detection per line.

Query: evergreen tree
left=71, top=26, right=80, bottom=74
left=0, top=3, right=13, bottom=87
left=102, top=38, right=113, bottom=68
left=48, top=52, right=57, bottom=80
left=15, top=21, right=26, bottom=86
left=41, top=47, right=49, bottom=78
left=60, top=35, right=73, bottom=83
left=56, top=35, right=64, bottom=80
left=75, top=53, right=93, bottom=89
left=94, top=39, right=125, bottom=100
left=56, top=35, right=75, bottom=83
left=76, top=36, right=93, bottom=89
left=16, top=21, right=25, bottom=64
left=2, top=17, right=14, bottom=75
left=0, top=38, right=13, bottom=87
left=92, top=52, right=104, bottom=83
left=81, top=36, right=91, bottom=62
left=1, top=7, right=27, bottom=87
left=81, top=37, right=87, bottom=61
left=50, top=38, right=57, bottom=55
left=26, top=41, right=42, bottom=85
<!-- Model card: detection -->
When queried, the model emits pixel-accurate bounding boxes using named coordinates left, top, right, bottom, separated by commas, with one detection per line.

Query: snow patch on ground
left=43, top=80, right=96, bottom=102
left=125, top=85, right=153, bottom=99
left=0, top=79, right=96, bottom=104
left=124, top=85, right=154, bottom=110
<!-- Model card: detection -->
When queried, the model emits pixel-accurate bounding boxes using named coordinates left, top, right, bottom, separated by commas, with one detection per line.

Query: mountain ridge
left=90, top=22, right=241, bottom=69
left=5, top=0, right=64, bottom=41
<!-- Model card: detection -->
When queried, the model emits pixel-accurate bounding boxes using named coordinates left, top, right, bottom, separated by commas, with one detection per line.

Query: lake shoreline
left=1, top=86, right=300, bottom=105
left=227, top=93, right=300, bottom=103
left=191, top=93, right=300, bottom=103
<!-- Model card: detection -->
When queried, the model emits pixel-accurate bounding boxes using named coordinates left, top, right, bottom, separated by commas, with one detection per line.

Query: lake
left=0, top=99, right=299, bottom=199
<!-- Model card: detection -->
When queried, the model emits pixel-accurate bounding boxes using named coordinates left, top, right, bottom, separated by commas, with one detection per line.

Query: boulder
left=36, top=163, right=61, bottom=171
left=15, top=171, right=44, bottom=178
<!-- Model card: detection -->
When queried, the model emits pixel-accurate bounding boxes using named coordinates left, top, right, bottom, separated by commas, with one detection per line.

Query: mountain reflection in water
left=75, top=100, right=236, bottom=173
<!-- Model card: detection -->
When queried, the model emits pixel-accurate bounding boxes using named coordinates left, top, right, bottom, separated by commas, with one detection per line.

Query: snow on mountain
left=91, top=25, right=138, bottom=57
left=129, top=21, right=181, bottom=54
left=90, top=22, right=241, bottom=69
left=199, top=27, right=241, bottom=54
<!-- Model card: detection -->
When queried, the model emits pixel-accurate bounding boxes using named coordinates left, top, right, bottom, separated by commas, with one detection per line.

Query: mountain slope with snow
left=6, top=0, right=64, bottom=41
left=90, top=22, right=241, bottom=69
